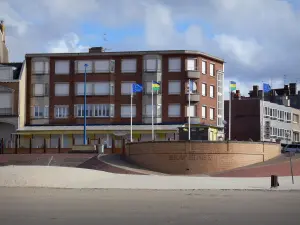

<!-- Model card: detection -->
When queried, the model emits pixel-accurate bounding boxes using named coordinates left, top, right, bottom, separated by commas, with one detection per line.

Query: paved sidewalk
left=0, top=166, right=299, bottom=191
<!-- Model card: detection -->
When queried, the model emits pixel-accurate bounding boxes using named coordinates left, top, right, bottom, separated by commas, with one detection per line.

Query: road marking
left=48, top=156, right=53, bottom=166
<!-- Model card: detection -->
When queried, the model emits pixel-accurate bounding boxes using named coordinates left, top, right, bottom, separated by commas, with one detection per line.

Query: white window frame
left=121, top=59, right=137, bottom=73
left=32, top=60, right=49, bottom=74
left=121, top=105, right=136, bottom=118
left=32, top=106, right=48, bottom=118
left=168, top=58, right=181, bottom=72
left=75, top=82, right=93, bottom=96
left=186, top=58, right=198, bottom=71
left=209, top=63, right=215, bottom=76
left=144, top=59, right=161, bottom=72
left=202, top=83, right=207, bottom=96
left=55, top=60, right=70, bottom=74
left=168, top=104, right=181, bottom=117
left=202, top=60, right=207, bottom=74
left=202, top=105, right=207, bottom=119
left=54, top=105, right=69, bottom=118
left=33, top=83, right=48, bottom=97
left=209, top=85, right=215, bottom=98
left=55, top=83, right=69, bottom=96
left=76, top=60, right=93, bottom=73
left=186, top=105, right=196, bottom=117
left=94, top=104, right=111, bottom=118
left=168, top=80, right=181, bottom=95
left=94, top=82, right=110, bottom=95
left=94, top=60, right=110, bottom=73
left=210, top=107, right=215, bottom=120
left=121, top=82, right=135, bottom=95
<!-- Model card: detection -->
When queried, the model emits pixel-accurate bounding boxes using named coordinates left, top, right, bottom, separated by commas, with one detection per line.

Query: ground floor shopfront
left=7, top=124, right=223, bottom=154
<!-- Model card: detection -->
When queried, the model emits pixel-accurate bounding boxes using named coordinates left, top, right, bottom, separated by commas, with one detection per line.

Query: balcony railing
left=186, top=92, right=200, bottom=102
left=186, top=70, right=200, bottom=79
left=0, top=108, right=13, bottom=116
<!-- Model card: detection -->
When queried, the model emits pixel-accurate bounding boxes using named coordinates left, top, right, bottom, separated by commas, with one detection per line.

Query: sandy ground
left=0, top=188, right=299, bottom=225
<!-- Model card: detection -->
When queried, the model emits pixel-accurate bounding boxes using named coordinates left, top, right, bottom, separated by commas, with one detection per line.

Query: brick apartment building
left=16, top=48, right=225, bottom=149
left=225, top=89, right=300, bottom=144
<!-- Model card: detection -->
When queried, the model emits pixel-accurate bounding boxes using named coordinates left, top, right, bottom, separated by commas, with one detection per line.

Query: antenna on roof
left=102, top=33, right=112, bottom=52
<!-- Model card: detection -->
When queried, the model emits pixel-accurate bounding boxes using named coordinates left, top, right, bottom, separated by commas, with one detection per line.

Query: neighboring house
left=224, top=98, right=300, bottom=144
left=16, top=48, right=225, bottom=149
left=0, top=62, right=25, bottom=146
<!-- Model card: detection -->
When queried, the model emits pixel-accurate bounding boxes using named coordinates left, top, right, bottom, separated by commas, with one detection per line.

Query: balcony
left=186, top=70, right=200, bottom=79
left=186, top=93, right=200, bottom=102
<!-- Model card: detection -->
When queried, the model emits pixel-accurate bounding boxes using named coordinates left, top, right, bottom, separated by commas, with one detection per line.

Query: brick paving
left=212, top=158, right=300, bottom=177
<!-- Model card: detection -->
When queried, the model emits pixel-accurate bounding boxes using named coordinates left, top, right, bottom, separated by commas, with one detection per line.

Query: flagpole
left=152, top=80, right=154, bottom=141
left=130, top=85, right=133, bottom=142
left=188, top=79, right=191, bottom=141
left=262, top=82, right=264, bottom=142
left=229, top=84, right=232, bottom=141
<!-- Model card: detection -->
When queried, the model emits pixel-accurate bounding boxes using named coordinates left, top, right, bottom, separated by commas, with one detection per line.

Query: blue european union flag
left=263, top=83, right=271, bottom=93
left=132, top=83, right=143, bottom=93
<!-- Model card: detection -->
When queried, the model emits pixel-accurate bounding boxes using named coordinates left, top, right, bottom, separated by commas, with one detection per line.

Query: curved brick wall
left=125, top=141, right=281, bottom=175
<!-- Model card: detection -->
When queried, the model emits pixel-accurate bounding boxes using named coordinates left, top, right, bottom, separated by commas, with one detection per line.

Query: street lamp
left=83, top=64, right=88, bottom=145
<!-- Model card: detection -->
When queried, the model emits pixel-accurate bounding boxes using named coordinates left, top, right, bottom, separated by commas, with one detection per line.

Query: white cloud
left=214, top=35, right=263, bottom=67
left=1, top=0, right=300, bottom=96
left=48, top=33, right=89, bottom=53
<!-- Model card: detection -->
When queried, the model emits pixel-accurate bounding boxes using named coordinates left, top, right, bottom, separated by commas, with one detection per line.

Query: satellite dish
left=222, top=120, right=227, bottom=125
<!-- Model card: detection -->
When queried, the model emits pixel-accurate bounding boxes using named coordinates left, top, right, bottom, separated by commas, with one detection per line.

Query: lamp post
left=83, top=64, right=88, bottom=145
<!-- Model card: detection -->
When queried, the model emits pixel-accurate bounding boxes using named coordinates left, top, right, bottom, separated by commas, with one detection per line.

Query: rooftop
left=25, top=49, right=225, bottom=63
left=0, top=62, right=23, bottom=79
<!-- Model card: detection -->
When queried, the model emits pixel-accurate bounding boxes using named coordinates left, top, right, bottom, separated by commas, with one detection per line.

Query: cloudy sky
left=1, top=0, right=300, bottom=98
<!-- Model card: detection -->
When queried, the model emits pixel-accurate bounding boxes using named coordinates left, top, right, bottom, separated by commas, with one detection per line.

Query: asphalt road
left=0, top=188, right=299, bottom=225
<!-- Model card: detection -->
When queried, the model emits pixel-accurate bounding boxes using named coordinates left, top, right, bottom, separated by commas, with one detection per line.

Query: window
left=202, top=83, right=207, bottom=96
left=209, top=85, right=215, bottom=98
left=94, top=60, right=110, bottom=73
left=76, top=60, right=92, bottom=73
left=144, top=59, right=161, bottom=72
left=186, top=58, right=197, bottom=71
left=55, top=83, right=69, bottom=96
left=94, top=104, right=111, bottom=117
left=75, top=82, right=93, bottom=95
left=202, top=106, right=207, bottom=118
left=188, top=81, right=198, bottom=94
left=186, top=105, right=196, bottom=117
left=145, top=104, right=161, bottom=117
left=168, top=104, right=180, bottom=117
left=145, top=81, right=160, bottom=94
left=74, top=104, right=93, bottom=117
left=32, top=61, right=49, bottom=74
left=168, top=58, right=181, bottom=72
left=32, top=106, right=48, bottom=118
left=293, top=132, right=300, bottom=142
left=210, top=108, right=215, bottom=120
left=287, top=112, right=292, bottom=122
left=55, top=61, right=69, bottom=74
left=72, top=104, right=111, bottom=117
left=168, top=81, right=181, bottom=95
left=121, top=59, right=137, bottom=73
left=209, top=63, right=214, bottom=76
left=293, top=114, right=299, bottom=123
left=55, top=105, right=69, bottom=118
left=202, top=61, right=206, bottom=74
left=121, top=105, right=136, bottom=118
left=121, top=82, right=135, bottom=95
left=33, top=84, right=48, bottom=96
left=94, top=82, right=110, bottom=95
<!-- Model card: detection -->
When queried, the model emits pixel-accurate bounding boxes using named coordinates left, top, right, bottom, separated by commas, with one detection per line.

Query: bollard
left=271, top=175, right=279, bottom=188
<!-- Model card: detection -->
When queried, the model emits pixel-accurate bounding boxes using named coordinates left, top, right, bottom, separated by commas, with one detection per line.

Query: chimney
left=89, top=47, right=105, bottom=53
left=253, top=85, right=259, bottom=97
left=289, top=83, right=297, bottom=95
